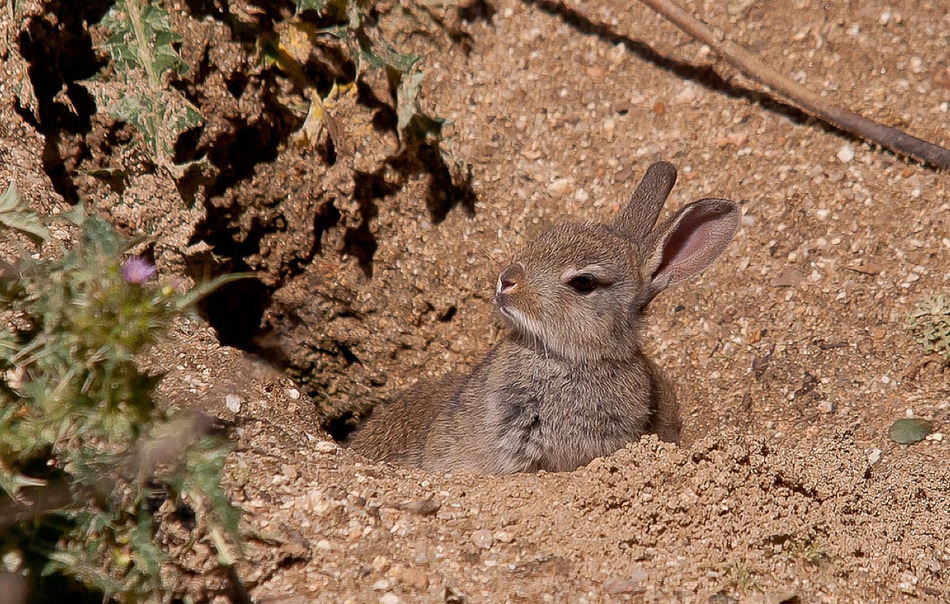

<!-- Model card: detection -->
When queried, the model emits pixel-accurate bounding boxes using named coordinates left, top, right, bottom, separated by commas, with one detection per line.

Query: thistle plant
left=98, top=0, right=204, bottom=179
left=0, top=183, right=240, bottom=601
left=93, top=0, right=464, bottom=190
left=279, top=0, right=452, bottom=146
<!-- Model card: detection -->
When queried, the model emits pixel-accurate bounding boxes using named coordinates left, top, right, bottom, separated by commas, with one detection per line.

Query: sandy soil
left=2, top=0, right=949, bottom=601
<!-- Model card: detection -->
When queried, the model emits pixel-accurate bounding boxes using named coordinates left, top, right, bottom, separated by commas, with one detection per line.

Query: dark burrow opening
left=324, top=410, right=359, bottom=442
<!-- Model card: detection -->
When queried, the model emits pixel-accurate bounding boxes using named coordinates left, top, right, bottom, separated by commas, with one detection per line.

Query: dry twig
left=639, top=0, right=950, bottom=170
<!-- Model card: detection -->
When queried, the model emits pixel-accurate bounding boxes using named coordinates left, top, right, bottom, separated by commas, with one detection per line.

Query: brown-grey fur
left=349, top=161, right=739, bottom=474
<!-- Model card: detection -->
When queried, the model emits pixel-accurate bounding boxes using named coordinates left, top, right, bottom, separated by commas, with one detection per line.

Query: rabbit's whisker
left=484, top=250, right=506, bottom=270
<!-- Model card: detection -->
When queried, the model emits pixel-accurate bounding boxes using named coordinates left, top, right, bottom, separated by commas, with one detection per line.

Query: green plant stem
left=127, top=0, right=162, bottom=92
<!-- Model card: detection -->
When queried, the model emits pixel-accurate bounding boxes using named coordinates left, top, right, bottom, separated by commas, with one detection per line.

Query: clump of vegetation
left=269, top=0, right=459, bottom=157
left=0, top=183, right=240, bottom=601
left=908, top=294, right=950, bottom=361
left=726, top=561, right=761, bottom=595
left=786, top=537, right=831, bottom=567
left=95, top=0, right=463, bottom=184
left=98, top=0, right=204, bottom=179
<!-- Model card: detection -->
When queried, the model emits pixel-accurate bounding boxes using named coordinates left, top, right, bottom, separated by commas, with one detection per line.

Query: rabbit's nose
left=498, top=264, right=525, bottom=294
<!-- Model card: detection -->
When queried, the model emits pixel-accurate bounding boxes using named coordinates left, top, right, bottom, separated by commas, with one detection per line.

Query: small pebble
left=867, top=449, right=882, bottom=465
left=373, top=556, right=391, bottom=572
left=471, top=529, right=494, bottom=549
left=287, top=388, right=301, bottom=400
left=772, top=267, right=803, bottom=288
left=395, top=498, right=441, bottom=516
left=393, top=566, right=429, bottom=590
left=379, top=593, right=402, bottom=604
left=547, top=178, right=574, bottom=195
left=898, top=571, right=918, bottom=594
left=603, top=577, right=644, bottom=595
left=522, top=148, right=542, bottom=161
left=837, top=145, right=855, bottom=163
left=817, top=400, right=835, bottom=414
left=727, top=132, right=748, bottom=147
left=2, top=550, right=23, bottom=571
left=827, top=169, right=846, bottom=182
left=675, top=82, right=698, bottom=104
left=225, top=394, right=242, bottom=413
left=586, top=65, right=605, bottom=79
left=629, top=567, right=648, bottom=582
left=314, top=440, right=339, bottom=454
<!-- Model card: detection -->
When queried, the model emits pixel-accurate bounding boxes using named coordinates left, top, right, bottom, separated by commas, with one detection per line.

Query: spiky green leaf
left=97, top=1, right=203, bottom=178
left=0, top=182, right=50, bottom=244
left=395, top=68, right=445, bottom=144
left=295, top=0, right=330, bottom=11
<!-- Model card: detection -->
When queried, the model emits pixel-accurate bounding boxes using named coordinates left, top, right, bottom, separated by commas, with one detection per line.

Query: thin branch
left=638, top=0, right=950, bottom=171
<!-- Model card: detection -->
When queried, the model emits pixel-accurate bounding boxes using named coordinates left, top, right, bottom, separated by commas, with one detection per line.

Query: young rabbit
left=350, top=161, right=739, bottom=474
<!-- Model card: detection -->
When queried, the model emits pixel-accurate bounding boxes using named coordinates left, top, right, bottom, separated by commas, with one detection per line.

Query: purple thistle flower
left=121, top=257, right=156, bottom=284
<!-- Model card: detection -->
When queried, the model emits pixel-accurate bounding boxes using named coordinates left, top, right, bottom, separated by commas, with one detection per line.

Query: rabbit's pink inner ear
left=649, top=200, right=739, bottom=289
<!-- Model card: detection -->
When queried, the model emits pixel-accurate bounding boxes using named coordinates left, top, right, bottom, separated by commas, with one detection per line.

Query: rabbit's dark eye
left=566, top=274, right=598, bottom=294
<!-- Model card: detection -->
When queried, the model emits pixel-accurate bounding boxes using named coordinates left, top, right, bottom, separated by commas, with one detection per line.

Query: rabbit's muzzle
left=495, top=263, right=528, bottom=324
left=497, top=263, right=525, bottom=294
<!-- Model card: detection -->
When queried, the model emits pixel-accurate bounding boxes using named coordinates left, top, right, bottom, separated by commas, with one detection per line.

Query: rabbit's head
left=494, top=162, right=739, bottom=362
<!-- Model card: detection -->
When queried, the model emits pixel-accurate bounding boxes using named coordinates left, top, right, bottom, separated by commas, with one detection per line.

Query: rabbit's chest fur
left=426, top=339, right=655, bottom=474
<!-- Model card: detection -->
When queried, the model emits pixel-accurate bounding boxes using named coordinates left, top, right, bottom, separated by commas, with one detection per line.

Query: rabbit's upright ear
left=611, top=161, right=678, bottom=241
left=642, top=199, right=739, bottom=300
